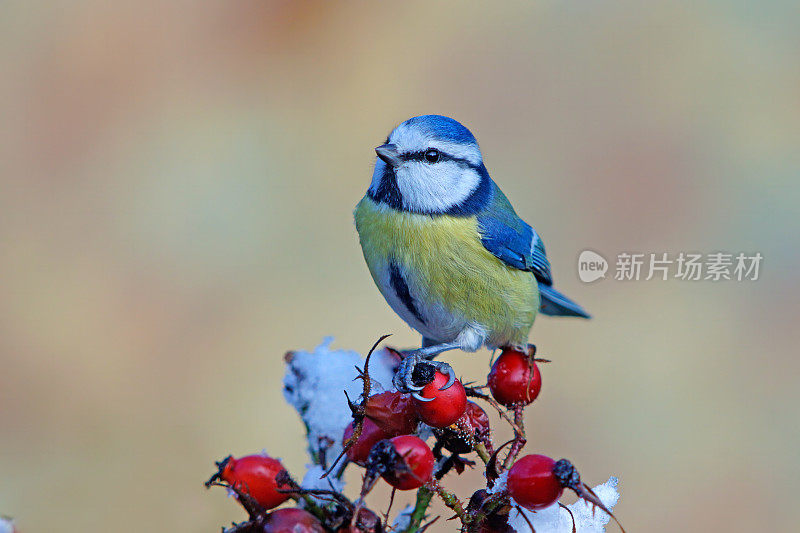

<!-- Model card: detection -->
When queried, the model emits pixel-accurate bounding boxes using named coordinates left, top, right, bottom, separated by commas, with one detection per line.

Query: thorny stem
left=352, top=471, right=380, bottom=526
left=503, top=405, right=527, bottom=471
left=400, top=487, right=434, bottom=533
left=474, top=443, right=491, bottom=465
left=294, top=494, right=328, bottom=523
left=429, top=480, right=469, bottom=524
left=470, top=493, right=511, bottom=528
left=465, top=387, right=525, bottom=436
left=285, top=489, right=345, bottom=523
left=213, top=340, right=625, bottom=533
left=274, top=471, right=332, bottom=523
left=382, top=487, right=397, bottom=527
left=207, top=481, right=264, bottom=521
left=323, top=334, right=392, bottom=478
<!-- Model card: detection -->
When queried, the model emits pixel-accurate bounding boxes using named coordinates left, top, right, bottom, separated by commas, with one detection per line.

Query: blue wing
left=477, top=182, right=590, bottom=318
left=476, top=211, right=552, bottom=284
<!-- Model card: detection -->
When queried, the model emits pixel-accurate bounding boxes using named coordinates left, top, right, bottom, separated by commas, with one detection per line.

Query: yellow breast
left=354, top=196, right=538, bottom=346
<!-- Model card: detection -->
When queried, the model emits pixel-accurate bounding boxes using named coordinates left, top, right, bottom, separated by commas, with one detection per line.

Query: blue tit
left=353, top=115, right=589, bottom=396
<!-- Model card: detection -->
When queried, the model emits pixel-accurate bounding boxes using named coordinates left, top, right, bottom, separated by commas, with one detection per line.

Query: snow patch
left=282, top=337, right=397, bottom=463
left=0, top=518, right=15, bottom=533
left=391, top=505, right=414, bottom=531
left=487, top=470, right=508, bottom=494
left=299, top=464, right=346, bottom=506
left=507, top=477, right=620, bottom=533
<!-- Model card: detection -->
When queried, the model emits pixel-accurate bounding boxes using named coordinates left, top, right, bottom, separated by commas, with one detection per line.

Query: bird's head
left=368, top=115, right=489, bottom=215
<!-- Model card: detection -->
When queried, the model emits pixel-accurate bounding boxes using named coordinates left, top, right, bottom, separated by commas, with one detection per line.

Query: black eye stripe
left=400, top=150, right=478, bottom=168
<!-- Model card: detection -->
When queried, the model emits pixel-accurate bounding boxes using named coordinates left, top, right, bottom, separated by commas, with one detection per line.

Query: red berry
left=262, top=508, right=325, bottom=532
left=440, top=401, right=491, bottom=454
left=488, top=348, right=542, bottom=407
left=214, top=454, right=290, bottom=510
left=507, top=454, right=563, bottom=510
left=461, top=400, right=490, bottom=438
left=342, top=418, right=387, bottom=465
left=412, top=371, right=468, bottom=428
left=364, top=391, right=419, bottom=436
left=380, top=435, right=435, bottom=490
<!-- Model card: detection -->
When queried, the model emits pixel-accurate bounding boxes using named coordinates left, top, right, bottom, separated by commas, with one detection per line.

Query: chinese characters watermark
left=578, top=251, right=762, bottom=282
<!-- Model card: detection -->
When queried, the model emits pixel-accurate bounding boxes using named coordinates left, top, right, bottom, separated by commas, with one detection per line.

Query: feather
left=538, top=284, right=591, bottom=318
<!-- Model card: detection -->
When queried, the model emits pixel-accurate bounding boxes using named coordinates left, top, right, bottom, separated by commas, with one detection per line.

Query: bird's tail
left=538, top=284, right=591, bottom=318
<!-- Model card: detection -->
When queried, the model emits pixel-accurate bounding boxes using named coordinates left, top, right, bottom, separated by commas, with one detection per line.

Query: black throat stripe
left=388, top=261, right=426, bottom=325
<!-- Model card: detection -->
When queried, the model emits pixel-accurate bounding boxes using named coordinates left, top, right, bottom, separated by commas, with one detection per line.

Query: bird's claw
left=393, top=351, right=425, bottom=392
left=435, top=362, right=456, bottom=391
left=411, top=391, right=434, bottom=402
left=393, top=352, right=456, bottom=395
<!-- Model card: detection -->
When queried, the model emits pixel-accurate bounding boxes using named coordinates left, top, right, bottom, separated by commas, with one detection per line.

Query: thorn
left=486, top=439, right=515, bottom=484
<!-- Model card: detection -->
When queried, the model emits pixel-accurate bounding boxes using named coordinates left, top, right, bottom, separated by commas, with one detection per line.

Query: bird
left=353, top=115, right=589, bottom=398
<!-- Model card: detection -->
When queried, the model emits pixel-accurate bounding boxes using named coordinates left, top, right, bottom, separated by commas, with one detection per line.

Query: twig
left=502, top=405, right=526, bottom=471
left=323, top=334, right=392, bottom=478
left=429, top=481, right=469, bottom=524
left=474, top=442, right=491, bottom=465
left=400, top=486, right=434, bottom=533
left=382, top=487, right=397, bottom=529
left=465, top=387, right=524, bottom=436
left=273, top=471, right=332, bottom=522
left=468, top=492, right=510, bottom=527
left=416, top=515, right=439, bottom=532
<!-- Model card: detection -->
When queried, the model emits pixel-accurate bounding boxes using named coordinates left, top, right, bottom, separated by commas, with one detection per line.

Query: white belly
left=376, top=256, right=480, bottom=344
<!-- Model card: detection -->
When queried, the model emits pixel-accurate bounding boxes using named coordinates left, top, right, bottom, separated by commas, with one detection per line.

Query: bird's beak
left=375, top=143, right=402, bottom=167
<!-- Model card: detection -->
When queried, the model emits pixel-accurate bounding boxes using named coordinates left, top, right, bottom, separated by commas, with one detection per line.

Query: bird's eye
left=424, top=149, right=440, bottom=163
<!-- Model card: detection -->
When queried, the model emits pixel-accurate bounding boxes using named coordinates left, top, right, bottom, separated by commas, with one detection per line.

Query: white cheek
left=368, top=159, right=387, bottom=195
left=396, top=163, right=481, bottom=213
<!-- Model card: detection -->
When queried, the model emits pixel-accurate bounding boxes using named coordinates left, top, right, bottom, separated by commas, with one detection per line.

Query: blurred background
left=1, top=1, right=798, bottom=531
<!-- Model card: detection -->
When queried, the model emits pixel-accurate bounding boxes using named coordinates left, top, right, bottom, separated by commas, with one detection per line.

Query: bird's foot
left=393, top=351, right=456, bottom=401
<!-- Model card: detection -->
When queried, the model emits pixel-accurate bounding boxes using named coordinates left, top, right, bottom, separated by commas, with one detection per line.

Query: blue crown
left=402, top=115, right=477, bottom=144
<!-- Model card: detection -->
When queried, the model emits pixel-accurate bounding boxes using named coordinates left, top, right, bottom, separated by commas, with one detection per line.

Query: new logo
left=578, top=250, right=608, bottom=283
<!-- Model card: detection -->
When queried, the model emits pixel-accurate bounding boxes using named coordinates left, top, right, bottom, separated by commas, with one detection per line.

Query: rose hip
left=488, top=348, right=542, bottom=407
left=263, top=508, right=325, bottom=532
left=208, top=453, right=290, bottom=510
left=507, top=454, right=563, bottom=510
left=412, top=370, right=467, bottom=428
left=342, top=417, right=387, bottom=465
left=364, top=391, right=419, bottom=436
left=370, top=435, right=434, bottom=491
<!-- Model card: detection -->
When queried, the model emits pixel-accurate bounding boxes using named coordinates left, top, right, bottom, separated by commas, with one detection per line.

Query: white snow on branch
left=487, top=470, right=509, bottom=494
left=507, top=477, right=621, bottom=533
left=0, top=517, right=16, bottom=533
left=282, top=337, right=397, bottom=464
left=299, top=464, right=346, bottom=507
left=282, top=339, right=623, bottom=533
left=391, top=504, right=414, bottom=531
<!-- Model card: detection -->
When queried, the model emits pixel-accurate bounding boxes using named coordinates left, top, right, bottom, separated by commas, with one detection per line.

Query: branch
left=400, top=487, right=434, bottom=533
left=502, top=405, right=527, bottom=471
left=430, top=481, right=469, bottom=524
